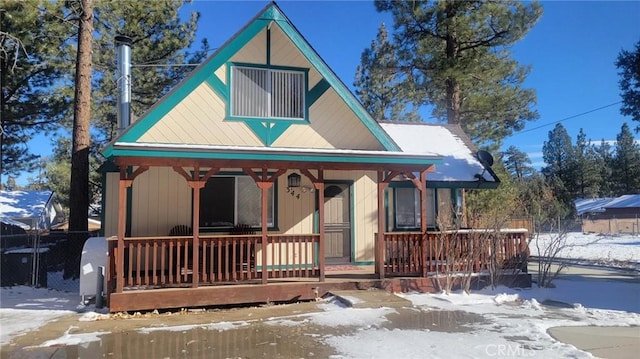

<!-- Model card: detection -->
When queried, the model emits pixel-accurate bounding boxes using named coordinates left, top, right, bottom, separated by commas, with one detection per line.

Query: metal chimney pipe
left=115, top=35, right=132, bottom=134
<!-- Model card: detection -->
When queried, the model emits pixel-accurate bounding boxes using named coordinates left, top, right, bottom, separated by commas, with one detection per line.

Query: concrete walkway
left=530, top=262, right=640, bottom=358
left=548, top=326, right=640, bottom=359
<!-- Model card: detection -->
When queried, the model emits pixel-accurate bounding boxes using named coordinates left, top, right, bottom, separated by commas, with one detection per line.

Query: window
left=200, top=176, right=274, bottom=229
left=394, top=187, right=436, bottom=229
left=231, top=66, right=305, bottom=120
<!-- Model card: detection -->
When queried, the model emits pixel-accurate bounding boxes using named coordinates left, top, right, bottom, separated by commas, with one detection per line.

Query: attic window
left=231, top=65, right=305, bottom=120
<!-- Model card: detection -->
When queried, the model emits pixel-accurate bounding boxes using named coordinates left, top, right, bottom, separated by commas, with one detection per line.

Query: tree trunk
left=444, top=0, right=460, bottom=125
left=65, top=0, right=94, bottom=279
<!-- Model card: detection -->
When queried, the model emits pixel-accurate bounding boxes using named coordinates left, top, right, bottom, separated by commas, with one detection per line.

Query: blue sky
left=16, top=0, right=640, bottom=184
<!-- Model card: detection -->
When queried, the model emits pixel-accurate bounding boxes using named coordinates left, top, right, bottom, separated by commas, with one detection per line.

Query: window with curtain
left=394, top=187, right=436, bottom=229
left=200, top=176, right=274, bottom=229
left=231, top=66, right=305, bottom=120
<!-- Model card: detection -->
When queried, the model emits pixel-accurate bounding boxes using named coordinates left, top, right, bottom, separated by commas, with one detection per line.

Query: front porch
left=106, top=229, right=529, bottom=312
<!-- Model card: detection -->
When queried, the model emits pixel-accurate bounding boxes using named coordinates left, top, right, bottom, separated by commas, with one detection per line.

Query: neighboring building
left=0, top=190, right=65, bottom=286
left=99, top=3, right=525, bottom=312
left=576, top=195, right=640, bottom=234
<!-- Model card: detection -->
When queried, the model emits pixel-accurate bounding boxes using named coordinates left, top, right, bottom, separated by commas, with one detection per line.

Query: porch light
left=287, top=172, right=301, bottom=188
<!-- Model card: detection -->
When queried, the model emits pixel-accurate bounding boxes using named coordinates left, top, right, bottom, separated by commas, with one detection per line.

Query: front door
left=323, top=183, right=351, bottom=264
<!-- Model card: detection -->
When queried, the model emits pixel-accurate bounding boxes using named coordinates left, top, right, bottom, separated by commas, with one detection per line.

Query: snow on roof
left=380, top=122, right=496, bottom=183
left=0, top=190, right=63, bottom=231
left=603, top=194, right=640, bottom=209
left=574, top=197, right=614, bottom=216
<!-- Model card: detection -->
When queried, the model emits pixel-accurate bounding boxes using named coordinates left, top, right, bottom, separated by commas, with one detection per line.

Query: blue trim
left=205, top=74, right=228, bottom=103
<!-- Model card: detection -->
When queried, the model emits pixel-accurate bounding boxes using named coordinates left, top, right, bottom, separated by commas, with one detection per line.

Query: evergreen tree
left=542, top=123, right=575, bottom=209
left=83, top=0, right=208, bottom=142
left=615, top=40, right=640, bottom=131
left=612, top=123, right=640, bottom=194
left=502, top=145, right=535, bottom=179
left=572, top=129, right=601, bottom=197
left=0, top=1, right=71, bottom=176
left=354, top=23, right=421, bottom=122
left=593, top=139, right=614, bottom=197
left=373, top=0, right=542, bottom=148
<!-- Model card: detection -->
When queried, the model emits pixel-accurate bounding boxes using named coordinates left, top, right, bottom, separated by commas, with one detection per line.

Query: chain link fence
left=1, top=230, right=98, bottom=292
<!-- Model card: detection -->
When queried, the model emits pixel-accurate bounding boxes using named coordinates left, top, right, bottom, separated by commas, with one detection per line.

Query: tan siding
left=130, top=167, right=192, bottom=237
left=230, top=28, right=266, bottom=64
left=138, top=83, right=263, bottom=146
left=276, top=170, right=315, bottom=235
left=103, top=173, right=120, bottom=237
left=215, top=65, right=226, bottom=85
left=437, top=188, right=453, bottom=227
left=272, top=88, right=383, bottom=150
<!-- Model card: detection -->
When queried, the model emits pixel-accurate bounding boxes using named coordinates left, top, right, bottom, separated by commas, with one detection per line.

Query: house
left=99, top=2, right=527, bottom=312
left=0, top=190, right=65, bottom=286
left=576, top=195, right=640, bottom=234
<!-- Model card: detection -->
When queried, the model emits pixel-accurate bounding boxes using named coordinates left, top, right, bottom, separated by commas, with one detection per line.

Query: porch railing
left=383, top=229, right=529, bottom=276
left=107, top=234, right=320, bottom=293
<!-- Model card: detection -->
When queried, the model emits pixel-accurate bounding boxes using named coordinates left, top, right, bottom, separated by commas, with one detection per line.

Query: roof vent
left=115, top=35, right=132, bottom=134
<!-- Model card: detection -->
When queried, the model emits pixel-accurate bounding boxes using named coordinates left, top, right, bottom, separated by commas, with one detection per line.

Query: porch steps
left=329, top=289, right=411, bottom=309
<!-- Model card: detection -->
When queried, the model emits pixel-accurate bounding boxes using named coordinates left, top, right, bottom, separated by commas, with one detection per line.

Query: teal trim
left=105, top=17, right=271, bottom=147
left=353, top=261, right=375, bottom=266
left=427, top=181, right=499, bottom=189
left=272, top=10, right=400, bottom=151
left=126, top=167, right=132, bottom=237
left=307, top=79, right=330, bottom=106
left=103, top=4, right=400, bottom=157
left=107, top=148, right=441, bottom=166
left=100, top=171, right=107, bottom=237
left=205, top=74, right=228, bottom=103
left=384, top=187, right=389, bottom=232
left=266, top=27, right=270, bottom=65
left=226, top=62, right=311, bottom=145
left=257, top=263, right=316, bottom=271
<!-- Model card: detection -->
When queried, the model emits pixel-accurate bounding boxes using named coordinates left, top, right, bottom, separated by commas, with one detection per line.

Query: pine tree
left=572, top=129, right=601, bottom=197
left=502, top=145, right=535, bottom=179
left=593, top=139, right=614, bottom=197
left=354, top=23, right=421, bottom=122
left=612, top=123, right=640, bottom=194
left=373, top=0, right=542, bottom=148
left=542, top=123, right=575, bottom=209
left=615, top=40, right=640, bottom=131
left=0, top=1, right=71, bottom=176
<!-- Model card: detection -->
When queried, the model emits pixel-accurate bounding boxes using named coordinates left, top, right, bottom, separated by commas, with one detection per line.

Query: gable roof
left=380, top=122, right=500, bottom=188
left=103, top=2, right=400, bottom=160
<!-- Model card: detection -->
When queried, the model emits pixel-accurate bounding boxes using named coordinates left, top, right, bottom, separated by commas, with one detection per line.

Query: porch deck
left=106, top=229, right=529, bottom=312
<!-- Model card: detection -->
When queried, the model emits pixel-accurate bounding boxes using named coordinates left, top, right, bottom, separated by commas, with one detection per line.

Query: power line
left=513, top=101, right=622, bottom=136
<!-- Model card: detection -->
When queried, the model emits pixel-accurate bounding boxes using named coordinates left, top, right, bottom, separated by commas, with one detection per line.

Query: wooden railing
left=107, top=234, right=320, bottom=293
left=383, top=229, right=529, bottom=277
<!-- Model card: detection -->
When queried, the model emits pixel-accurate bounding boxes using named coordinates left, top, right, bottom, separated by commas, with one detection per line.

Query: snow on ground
left=0, top=286, right=80, bottom=345
left=530, top=232, right=640, bottom=270
left=1, top=232, right=638, bottom=358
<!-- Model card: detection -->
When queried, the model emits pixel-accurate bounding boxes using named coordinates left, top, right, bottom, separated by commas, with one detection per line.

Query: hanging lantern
left=287, top=172, right=301, bottom=188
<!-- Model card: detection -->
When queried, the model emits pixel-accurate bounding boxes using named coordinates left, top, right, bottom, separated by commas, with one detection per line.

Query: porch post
left=116, top=169, right=132, bottom=293
left=259, top=182, right=271, bottom=285
left=317, top=170, right=325, bottom=282
left=189, top=167, right=205, bottom=288
left=377, top=171, right=388, bottom=279
left=420, top=170, right=428, bottom=277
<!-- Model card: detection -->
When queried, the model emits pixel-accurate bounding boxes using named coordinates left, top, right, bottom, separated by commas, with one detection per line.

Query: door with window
left=323, top=183, right=351, bottom=264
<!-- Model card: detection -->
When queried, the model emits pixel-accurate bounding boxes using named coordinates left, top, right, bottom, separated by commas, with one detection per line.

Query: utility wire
left=512, top=101, right=622, bottom=136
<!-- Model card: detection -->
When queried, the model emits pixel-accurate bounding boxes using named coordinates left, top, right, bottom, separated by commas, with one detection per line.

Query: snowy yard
left=1, top=232, right=639, bottom=358
left=530, top=231, right=640, bottom=270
